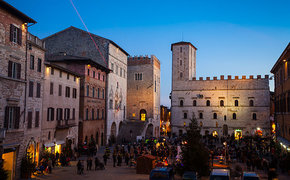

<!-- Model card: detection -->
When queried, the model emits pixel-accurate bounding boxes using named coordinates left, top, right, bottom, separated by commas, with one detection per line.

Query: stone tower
left=171, top=42, right=197, bottom=90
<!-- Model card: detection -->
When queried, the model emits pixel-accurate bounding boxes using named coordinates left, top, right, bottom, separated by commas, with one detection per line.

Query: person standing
left=103, top=153, right=108, bottom=166
left=113, top=152, right=117, bottom=167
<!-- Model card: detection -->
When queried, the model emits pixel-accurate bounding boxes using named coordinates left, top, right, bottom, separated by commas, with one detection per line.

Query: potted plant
left=20, top=153, right=36, bottom=179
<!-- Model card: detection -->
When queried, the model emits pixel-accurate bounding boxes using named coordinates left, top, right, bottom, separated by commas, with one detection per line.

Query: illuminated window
left=235, top=100, right=239, bottom=106
left=220, top=100, right=224, bottom=106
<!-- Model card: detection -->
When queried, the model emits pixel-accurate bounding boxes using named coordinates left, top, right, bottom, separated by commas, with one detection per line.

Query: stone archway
left=110, top=122, right=117, bottom=144
left=145, top=124, right=153, bottom=138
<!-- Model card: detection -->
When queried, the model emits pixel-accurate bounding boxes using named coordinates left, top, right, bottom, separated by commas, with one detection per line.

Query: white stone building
left=171, top=42, right=270, bottom=138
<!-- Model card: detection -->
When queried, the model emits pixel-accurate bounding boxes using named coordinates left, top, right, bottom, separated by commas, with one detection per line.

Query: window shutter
left=14, top=107, right=20, bottom=129
left=47, top=108, right=50, bottom=121
left=4, top=107, right=9, bottom=128
left=51, top=108, right=54, bottom=121
left=17, top=27, right=22, bottom=45
left=35, top=111, right=39, bottom=127
left=17, top=63, right=21, bottom=79
left=10, top=24, right=13, bottom=42
left=8, top=61, right=12, bottom=77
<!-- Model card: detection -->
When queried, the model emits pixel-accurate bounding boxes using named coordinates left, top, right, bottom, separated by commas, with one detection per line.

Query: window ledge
left=0, top=75, right=26, bottom=83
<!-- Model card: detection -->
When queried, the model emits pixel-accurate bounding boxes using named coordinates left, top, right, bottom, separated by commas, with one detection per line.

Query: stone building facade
left=45, top=53, right=110, bottom=147
left=271, top=43, right=290, bottom=147
left=43, top=26, right=129, bottom=143
left=126, top=55, right=161, bottom=138
left=24, top=32, right=45, bottom=167
left=171, top=42, right=270, bottom=138
left=41, top=62, right=80, bottom=154
left=0, top=1, right=37, bottom=179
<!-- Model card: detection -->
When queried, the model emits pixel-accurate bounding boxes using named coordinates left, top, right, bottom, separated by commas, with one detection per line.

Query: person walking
left=77, top=160, right=83, bottom=175
left=113, top=151, right=117, bottom=167
left=103, top=153, right=108, bottom=166
left=125, top=152, right=130, bottom=166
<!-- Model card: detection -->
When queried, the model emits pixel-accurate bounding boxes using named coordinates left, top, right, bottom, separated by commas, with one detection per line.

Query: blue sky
left=8, top=0, right=290, bottom=107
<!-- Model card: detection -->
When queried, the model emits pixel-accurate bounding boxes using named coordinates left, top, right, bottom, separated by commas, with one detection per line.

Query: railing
left=56, top=119, right=76, bottom=129
left=28, top=33, right=45, bottom=48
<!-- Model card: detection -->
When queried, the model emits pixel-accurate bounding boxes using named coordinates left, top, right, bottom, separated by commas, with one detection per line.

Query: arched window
left=233, top=113, right=237, bottom=119
left=252, top=113, right=257, bottom=120
left=193, top=100, right=196, bottom=106
left=249, top=100, right=254, bottom=107
left=220, top=100, right=224, bottom=106
left=224, top=115, right=227, bottom=121
left=199, top=112, right=203, bottom=119
left=213, top=113, right=217, bottom=119
left=180, top=100, right=184, bottom=107
left=235, top=100, right=239, bottom=106
left=206, top=100, right=210, bottom=106
left=183, top=113, right=187, bottom=119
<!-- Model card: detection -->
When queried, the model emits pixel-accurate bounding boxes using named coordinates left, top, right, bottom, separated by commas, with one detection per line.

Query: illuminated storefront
left=2, top=150, right=16, bottom=180
left=212, top=131, right=218, bottom=137
left=255, top=127, right=263, bottom=136
left=234, top=129, right=242, bottom=140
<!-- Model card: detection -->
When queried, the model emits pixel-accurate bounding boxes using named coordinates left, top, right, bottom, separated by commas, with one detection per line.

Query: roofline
left=0, top=0, right=36, bottom=23
left=271, top=42, right=290, bottom=73
left=44, top=62, right=81, bottom=77
left=45, top=55, right=111, bottom=73
left=171, top=41, right=197, bottom=51
left=43, top=26, right=129, bottom=56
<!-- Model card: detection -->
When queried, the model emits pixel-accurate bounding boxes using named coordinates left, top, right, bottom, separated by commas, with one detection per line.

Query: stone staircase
left=117, top=120, right=148, bottom=143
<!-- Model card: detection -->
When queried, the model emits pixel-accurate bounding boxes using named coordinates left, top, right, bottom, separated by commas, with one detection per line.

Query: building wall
left=41, top=65, right=80, bottom=151
left=171, top=42, right=270, bottom=137
left=127, top=55, right=160, bottom=137
left=0, top=7, right=28, bottom=179
left=106, top=43, right=127, bottom=141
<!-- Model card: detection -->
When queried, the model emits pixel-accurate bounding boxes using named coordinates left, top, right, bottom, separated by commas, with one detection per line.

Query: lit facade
left=171, top=42, right=271, bottom=137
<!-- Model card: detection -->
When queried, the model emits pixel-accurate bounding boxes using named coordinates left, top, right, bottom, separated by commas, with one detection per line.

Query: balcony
left=28, top=33, right=45, bottom=49
left=56, top=119, right=76, bottom=129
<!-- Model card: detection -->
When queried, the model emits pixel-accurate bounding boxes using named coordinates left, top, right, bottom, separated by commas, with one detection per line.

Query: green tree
left=181, top=117, right=210, bottom=176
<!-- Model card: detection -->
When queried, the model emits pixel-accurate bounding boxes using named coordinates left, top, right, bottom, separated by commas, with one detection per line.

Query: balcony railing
left=56, top=119, right=76, bottom=129
left=28, top=33, right=45, bottom=49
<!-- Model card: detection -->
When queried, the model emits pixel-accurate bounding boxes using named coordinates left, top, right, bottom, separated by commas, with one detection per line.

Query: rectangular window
left=120, top=68, right=123, bottom=77
left=59, top=85, right=62, bottom=96
left=50, top=82, right=53, bottom=95
left=102, top=109, right=104, bottom=119
left=97, top=88, right=100, bottom=98
left=65, top=87, right=70, bottom=97
left=155, top=80, right=156, bottom=92
left=92, top=109, right=94, bottom=120
left=30, top=55, right=34, bottom=70
left=67, top=73, right=69, bottom=80
left=86, top=85, right=89, bottom=96
left=47, top=108, right=54, bottom=121
left=87, top=69, right=90, bottom=76
left=8, top=61, right=21, bottom=79
left=116, top=65, right=118, bottom=75
left=72, top=108, right=75, bottom=120
left=27, top=111, right=32, bottom=129
left=10, top=24, right=22, bottom=45
left=37, top=58, right=42, bottom=72
left=74, top=76, right=76, bottom=82
left=97, top=109, right=99, bottom=119
left=73, top=88, right=77, bottom=98
left=35, top=111, right=39, bottom=127
left=92, top=87, right=95, bottom=98
left=36, top=83, right=41, bottom=98
left=56, top=108, right=63, bottom=120
left=98, top=73, right=100, bottom=80
left=65, top=108, right=70, bottom=120
left=102, top=89, right=105, bottom=99
left=29, top=81, right=34, bottom=97
left=59, top=71, right=62, bottom=78
left=51, top=68, right=54, bottom=75
left=93, top=71, right=95, bottom=78
left=111, top=63, right=114, bottom=72
left=86, top=109, right=88, bottom=120
left=4, top=106, right=20, bottom=129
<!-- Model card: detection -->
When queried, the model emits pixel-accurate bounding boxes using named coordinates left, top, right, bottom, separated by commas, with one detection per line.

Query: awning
left=55, top=140, right=65, bottom=145
left=277, top=136, right=290, bottom=147
left=44, top=143, right=55, bottom=147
